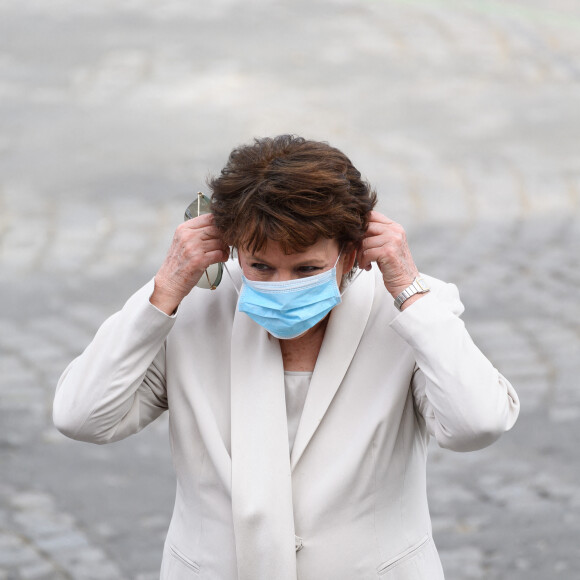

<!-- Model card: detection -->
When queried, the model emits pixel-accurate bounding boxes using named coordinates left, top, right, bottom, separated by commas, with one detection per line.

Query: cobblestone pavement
left=1, top=0, right=580, bottom=578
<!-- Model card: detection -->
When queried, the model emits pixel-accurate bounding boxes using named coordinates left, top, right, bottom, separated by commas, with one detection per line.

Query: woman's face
left=238, top=238, right=354, bottom=286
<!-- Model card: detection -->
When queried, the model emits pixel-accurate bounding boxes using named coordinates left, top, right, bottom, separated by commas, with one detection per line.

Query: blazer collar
left=230, top=297, right=297, bottom=580
left=290, top=268, right=375, bottom=470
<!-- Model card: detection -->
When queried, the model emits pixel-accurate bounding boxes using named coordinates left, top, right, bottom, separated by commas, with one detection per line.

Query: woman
left=54, top=135, right=520, bottom=580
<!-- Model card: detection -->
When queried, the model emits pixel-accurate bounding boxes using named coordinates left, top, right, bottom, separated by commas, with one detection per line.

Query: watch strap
left=394, top=276, right=430, bottom=310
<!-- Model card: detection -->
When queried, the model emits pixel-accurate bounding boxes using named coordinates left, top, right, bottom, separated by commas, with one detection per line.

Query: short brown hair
left=209, top=135, right=377, bottom=255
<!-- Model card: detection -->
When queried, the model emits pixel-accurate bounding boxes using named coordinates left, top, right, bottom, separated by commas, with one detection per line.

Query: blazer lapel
left=230, top=306, right=297, bottom=580
left=290, top=269, right=375, bottom=471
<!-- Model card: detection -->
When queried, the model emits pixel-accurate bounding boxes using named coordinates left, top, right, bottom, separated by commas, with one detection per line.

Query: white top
left=283, top=371, right=312, bottom=453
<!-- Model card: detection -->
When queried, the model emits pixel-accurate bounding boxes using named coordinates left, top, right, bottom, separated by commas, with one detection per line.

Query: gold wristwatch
left=394, top=276, right=430, bottom=310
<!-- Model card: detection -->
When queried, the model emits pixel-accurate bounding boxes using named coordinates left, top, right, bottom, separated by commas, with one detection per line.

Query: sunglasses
left=184, top=192, right=223, bottom=290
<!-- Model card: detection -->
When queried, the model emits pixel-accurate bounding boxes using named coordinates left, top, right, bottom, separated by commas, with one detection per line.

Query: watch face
left=416, top=277, right=430, bottom=291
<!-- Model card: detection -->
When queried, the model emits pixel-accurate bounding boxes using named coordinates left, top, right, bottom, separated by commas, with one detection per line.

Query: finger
left=360, top=238, right=402, bottom=263
left=357, top=246, right=374, bottom=267
left=356, top=247, right=374, bottom=271
left=364, top=221, right=389, bottom=237
left=177, top=224, right=226, bottom=247
left=365, top=232, right=407, bottom=256
left=367, top=210, right=395, bottom=225
left=361, top=232, right=406, bottom=254
left=364, top=219, right=405, bottom=238
left=359, top=246, right=388, bottom=263
left=183, top=213, right=215, bottom=229
left=356, top=252, right=372, bottom=271
left=194, top=237, right=229, bottom=256
left=360, top=234, right=389, bottom=252
left=198, top=225, right=225, bottom=241
left=203, top=248, right=230, bottom=267
left=177, top=242, right=228, bottom=273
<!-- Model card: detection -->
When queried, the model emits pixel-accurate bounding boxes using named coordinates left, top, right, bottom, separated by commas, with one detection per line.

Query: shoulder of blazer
left=367, top=268, right=464, bottom=322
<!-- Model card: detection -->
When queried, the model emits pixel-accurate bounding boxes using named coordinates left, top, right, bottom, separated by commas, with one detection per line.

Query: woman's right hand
left=150, top=213, right=230, bottom=315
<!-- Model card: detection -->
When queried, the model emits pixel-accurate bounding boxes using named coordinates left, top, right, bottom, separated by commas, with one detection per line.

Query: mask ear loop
left=340, top=267, right=364, bottom=297
left=337, top=245, right=365, bottom=297
left=222, top=251, right=241, bottom=296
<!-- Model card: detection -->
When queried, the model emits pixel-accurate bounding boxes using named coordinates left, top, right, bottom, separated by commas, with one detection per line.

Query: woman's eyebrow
left=248, top=255, right=328, bottom=267
left=294, top=259, right=327, bottom=266
left=247, top=255, right=273, bottom=264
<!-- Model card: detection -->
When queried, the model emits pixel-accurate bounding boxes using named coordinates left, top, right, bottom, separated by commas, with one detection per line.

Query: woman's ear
left=342, top=246, right=357, bottom=273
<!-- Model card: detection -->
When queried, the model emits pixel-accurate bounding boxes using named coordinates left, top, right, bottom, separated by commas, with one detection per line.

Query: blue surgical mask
left=238, top=253, right=343, bottom=339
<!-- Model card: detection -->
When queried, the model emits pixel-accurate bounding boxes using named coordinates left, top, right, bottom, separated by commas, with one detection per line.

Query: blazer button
left=295, top=535, right=304, bottom=552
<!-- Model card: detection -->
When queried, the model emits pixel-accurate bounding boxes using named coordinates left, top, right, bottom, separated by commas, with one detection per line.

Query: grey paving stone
left=18, top=561, right=58, bottom=580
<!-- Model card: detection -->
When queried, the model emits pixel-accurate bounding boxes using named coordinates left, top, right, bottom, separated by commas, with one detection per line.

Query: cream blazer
left=53, top=265, right=519, bottom=580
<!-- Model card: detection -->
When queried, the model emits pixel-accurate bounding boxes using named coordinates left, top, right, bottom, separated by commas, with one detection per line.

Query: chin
left=293, top=330, right=310, bottom=340
left=275, top=330, right=309, bottom=341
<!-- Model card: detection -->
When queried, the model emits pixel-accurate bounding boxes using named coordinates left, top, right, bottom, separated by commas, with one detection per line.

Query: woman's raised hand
left=150, top=214, right=230, bottom=315
left=357, top=211, right=421, bottom=302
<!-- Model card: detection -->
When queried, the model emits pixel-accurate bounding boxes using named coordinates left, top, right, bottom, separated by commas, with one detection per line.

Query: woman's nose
left=272, top=269, right=295, bottom=282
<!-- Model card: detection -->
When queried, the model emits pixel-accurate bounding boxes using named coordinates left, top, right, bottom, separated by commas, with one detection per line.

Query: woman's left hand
left=357, top=211, right=420, bottom=300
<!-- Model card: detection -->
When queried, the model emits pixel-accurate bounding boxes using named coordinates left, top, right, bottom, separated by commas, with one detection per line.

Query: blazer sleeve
left=390, top=282, right=520, bottom=452
left=53, top=280, right=176, bottom=445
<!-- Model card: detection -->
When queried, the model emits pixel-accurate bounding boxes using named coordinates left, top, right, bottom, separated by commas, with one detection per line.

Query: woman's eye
left=251, top=263, right=271, bottom=271
left=298, top=266, right=322, bottom=274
